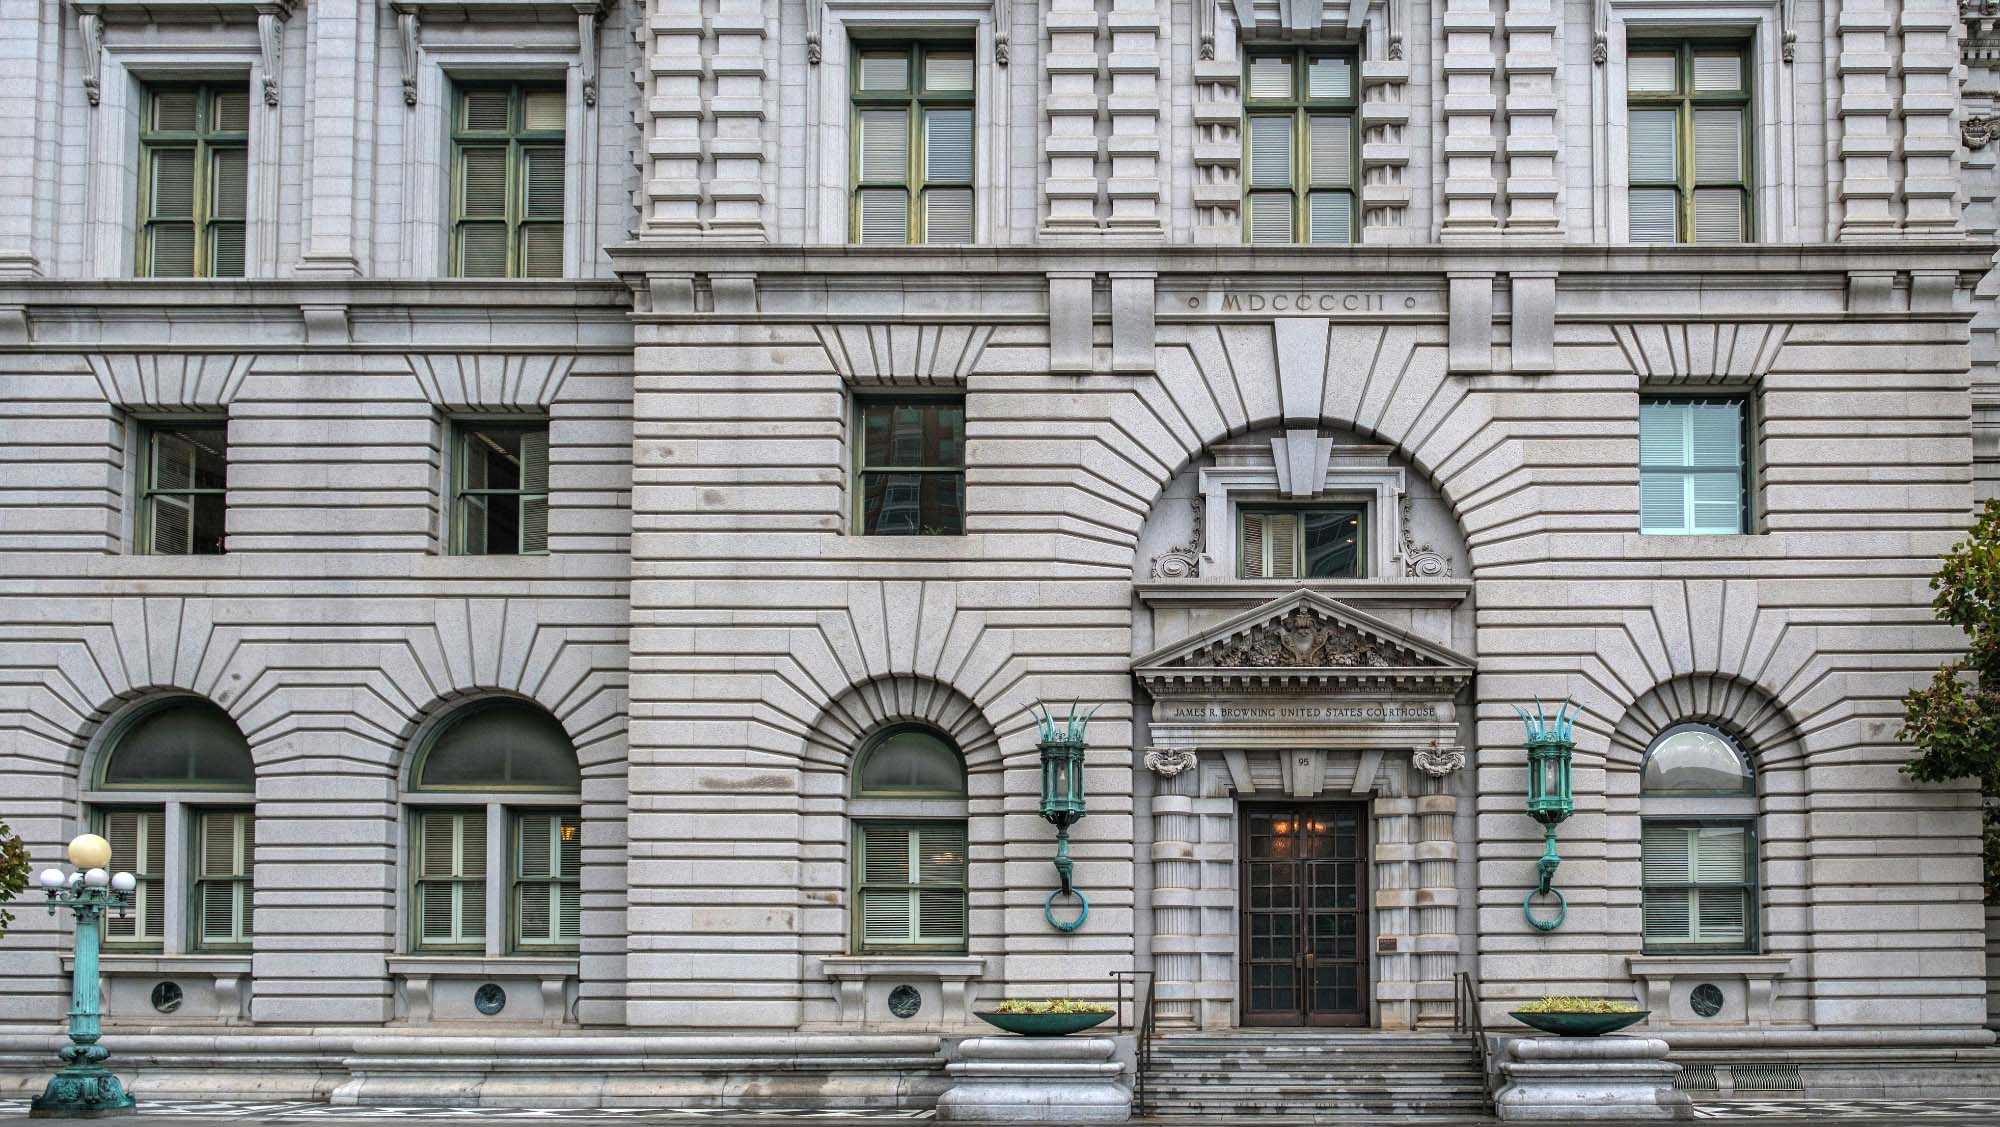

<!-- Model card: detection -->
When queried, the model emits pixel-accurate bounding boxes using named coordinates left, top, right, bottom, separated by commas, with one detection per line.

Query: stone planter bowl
left=973, top=1010, right=1115, bottom=1037
left=1508, top=1009, right=1649, bottom=1037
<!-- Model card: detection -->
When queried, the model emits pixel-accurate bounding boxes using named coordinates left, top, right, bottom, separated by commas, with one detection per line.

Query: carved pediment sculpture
left=1195, top=609, right=1402, bottom=668
left=1132, top=589, right=1475, bottom=694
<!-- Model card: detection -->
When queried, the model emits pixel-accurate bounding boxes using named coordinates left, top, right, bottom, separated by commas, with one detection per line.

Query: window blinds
left=417, top=811, right=486, bottom=947
left=857, top=822, right=968, bottom=948
left=1639, top=399, right=1745, bottom=534
left=515, top=811, right=582, bottom=949
left=102, top=809, right=166, bottom=945
left=1641, top=823, right=1752, bottom=946
left=196, top=811, right=255, bottom=948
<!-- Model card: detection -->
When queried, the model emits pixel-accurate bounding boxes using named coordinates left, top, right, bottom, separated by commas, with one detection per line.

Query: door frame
left=1236, top=799, right=1373, bottom=1028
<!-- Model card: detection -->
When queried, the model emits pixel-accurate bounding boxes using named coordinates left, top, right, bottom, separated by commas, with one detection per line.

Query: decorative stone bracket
left=72, top=0, right=296, bottom=108
left=820, top=956, right=985, bottom=1027
left=387, top=956, right=579, bottom=1024
left=393, top=0, right=612, bottom=109
left=1594, top=0, right=1791, bottom=62
left=1625, top=954, right=1796, bottom=1026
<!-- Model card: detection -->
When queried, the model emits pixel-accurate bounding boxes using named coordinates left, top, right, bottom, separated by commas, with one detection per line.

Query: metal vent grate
left=1730, top=1063, right=1804, bottom=1092
left=1674, top=1064, right=1718, bottom=1091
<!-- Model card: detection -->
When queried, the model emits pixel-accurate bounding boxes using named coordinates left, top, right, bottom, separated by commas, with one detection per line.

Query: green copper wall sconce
left=1516, top=700, right=1577, bottom=932
left=1032, top=701, right=1098, bottom=932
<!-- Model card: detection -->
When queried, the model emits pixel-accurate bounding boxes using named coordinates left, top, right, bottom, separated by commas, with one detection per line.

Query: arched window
left=89, top=698, right=254, bottom=953
left=1640, top=723, right=1758, bottom=954
left=850, top=726, right=967, bottom=953
left=406, top=700, right=582, bottom=956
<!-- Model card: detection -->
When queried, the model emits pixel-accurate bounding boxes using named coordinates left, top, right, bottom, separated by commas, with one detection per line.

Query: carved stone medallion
left=1144, top=747, right=1198, bottom=776
left=1412, top=743, right=1466, bottom=777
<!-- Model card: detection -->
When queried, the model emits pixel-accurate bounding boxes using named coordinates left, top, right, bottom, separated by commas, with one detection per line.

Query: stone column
left=1373, top=790, right=1417, bottom=1029
left=1834, top=0, right=1897, bottom=237
left=1145, top=747, right=1201, bottom=1027
left=1412, top=744, right=1466, bottom=1028
left=1043, top=0, right=1103, bottom=235
left=1438, top=0, right=1504, bottom=237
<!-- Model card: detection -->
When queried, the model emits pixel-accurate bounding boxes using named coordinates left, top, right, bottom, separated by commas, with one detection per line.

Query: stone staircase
left=1140, top=1030, right=1491, bottom=1117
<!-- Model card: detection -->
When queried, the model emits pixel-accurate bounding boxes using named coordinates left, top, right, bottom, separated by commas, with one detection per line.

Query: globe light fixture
left=28, top=834, right=138, bottom=1117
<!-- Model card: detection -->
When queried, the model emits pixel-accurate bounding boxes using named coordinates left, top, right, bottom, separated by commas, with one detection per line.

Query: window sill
left=1626, top=954, right=1796, bottom=1025
left=388, top=955, right=578, bottom=976
left=64, top=953, right=253, bottom=976
left=388, top=955, right=578, bottom=1025
left=63, top=953, right=253, bottom=1024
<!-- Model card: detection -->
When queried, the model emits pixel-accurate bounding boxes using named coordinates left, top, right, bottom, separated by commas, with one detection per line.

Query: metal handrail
left=1110, top=969, right=1157, bottom=1115
left=1453, top=969, right=1485, bottom=1041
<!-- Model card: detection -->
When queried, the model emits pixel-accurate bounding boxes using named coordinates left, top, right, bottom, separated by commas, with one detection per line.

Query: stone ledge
left=819, top=956, right=987, bottom=1028
left=1627, top=954, right=1797, bottom=1026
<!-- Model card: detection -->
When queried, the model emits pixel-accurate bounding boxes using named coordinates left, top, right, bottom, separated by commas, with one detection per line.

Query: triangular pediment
left=1132, top=589, right=1474, bottom=694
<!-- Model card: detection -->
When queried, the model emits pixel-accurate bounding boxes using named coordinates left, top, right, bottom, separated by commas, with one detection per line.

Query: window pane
left=924, top=109, right=973, bottom=183
left=860, top=472, right=964, bottom=535
left=524, top=148, right=565, bottom=216
left=1248, top=193, right=1294, bottom=244
left=523, top=89, right=566, bottom=132
left=417, top=701, right=580, bottom=791
left=924, top=52, right=974, bottom=93
left=1692, top=53, right=1742, bottom=93
left=860, top=401, right=964, bottom=468
left=1307, top=191, right=1352, bottom=245
left=1239, top=511, right=1266, bottom=577
left=1693, top=189, right=1744, bottom=244
left=859, top=109, right=909, bottom=182
left=1688, top=401, right=1743, bottom=468
left=858, top=52, right=909, bottom=92
left=102, top=700, right=253, bottom=788
left=153, top=89, right=199, bottom=132
left=1642, top=886, right=1693, bottom=940
left=1628, top=54, right=1677, bottom=93
left=212, top=89, right=250, bottom=132
left=210, top=149, right=248, bottom=218
left=148, top=226, right=197, bottom=276
left=858, top=189, right=909, bottom=244
left=463, top=88, right=512, bottom=131
left=1306, top=56, right=1351, bottom=99
left=519, top=224, right=564, bottom=279
left=1302, top=509, right=1363, bottom=577
left=464, top=426, right=526, bottom=492
left=1248, top=116, right=1293, bottom=187
left=458, top=224, right=508, bottom=277
left=1628, top=190, right=1677, bottom=243
left=1308, top=116, right=1351, bottom=187
left=1247, top=56, right=1292, bottom=99
left=1693, top=110, right=1743, bottom=182
left=924, top=189, right=974, bottom=244
left=1639, top=471, right=1690, bottom=534
left=210, top=225, right=245, bottom=278
left=460, top=147, right=508, bottom=217
left=857, top=728, right=965, bottom=795
left=151, top=150, right=197, bottom=218
left=1628, top=110, right=1677, bottom=182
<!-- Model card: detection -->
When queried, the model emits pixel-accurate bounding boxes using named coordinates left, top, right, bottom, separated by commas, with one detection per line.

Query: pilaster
left=1104, top=0, right=1165, bottom=237
left=0, top=0, right=51, bottom=277
left=707, top=0, right=769, bottom=239
left=295, top=0, right=369, bottom=276
left=1191, top=49, right=1243, bottom=243
left=1043, top=0, right=1103, bottom=236
left=1148, top=754, right=1201, bottom=1028
left=1834, top=0, right=1897, bottom=237
left=1499, top=0, right=1560, bottom=235
left=1898, top=0, right=1960, bottom=234
left=643, top=0, right=707, bottom=237
left=1439, top=0, right=1504, bottom=237
left=1413, top=776, right=1460, bottom=1027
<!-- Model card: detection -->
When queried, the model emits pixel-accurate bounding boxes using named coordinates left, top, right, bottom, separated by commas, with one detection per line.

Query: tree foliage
left=1901, top=498, right=2000, bottom=901
left=0, top=818, right=29, bottom=939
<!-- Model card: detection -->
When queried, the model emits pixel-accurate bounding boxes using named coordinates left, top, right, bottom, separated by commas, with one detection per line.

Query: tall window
left=407, top=700, right=582, bottom=955
left=1238, top=506, right=1366, bottom=579
left=855, top=397, right=964, bottom=535
left=451, top=83, right=566, bottom=278
left=451, top=421, right=550, bottom=555
left=138, top=421, right=228, bottom=555
left=1639, top=724, right=1759, bottom=953
left=138, top=83, right=249, bottom=277
left=1243, top=50, right=1358, bottom=245
left=851, top=727, right=968, bottom=952
left=1627, top=42, right=1751, bottom=243
left=1639, top=397, right=1746, bottom=535
left=851, top=43, right=975, bottom=245
left=90, top=698, right=256, bottom=953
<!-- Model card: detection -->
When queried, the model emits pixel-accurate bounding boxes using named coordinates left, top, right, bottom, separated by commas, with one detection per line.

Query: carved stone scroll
left=78, top=10, right=103, bottom=107
left=1412, top=743, right=1465, bottom=777
left=258, top=7, right=284, bottom=106
left=1144, top=747, right=1198, bottom=777
left=576, top=3, right=602, bottom=107
left=396, top=7, right=420, bottom=107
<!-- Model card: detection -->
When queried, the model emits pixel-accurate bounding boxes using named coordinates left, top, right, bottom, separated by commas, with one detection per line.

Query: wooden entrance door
left=1239, top=803, right=1370, bottom=1027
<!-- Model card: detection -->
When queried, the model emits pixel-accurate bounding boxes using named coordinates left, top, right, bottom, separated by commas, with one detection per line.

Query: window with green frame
left=451, top=421, right=549, bottom=555
left=1641, top=821, right=1758, bottom=952
left=138, top=83, right=249, bottom=277
left=1626, top=42, right=1751, bottom=243
left=514, top=812, right=582, bottom=950
left=450, top=83, right=566, bottom=278
left=855, top=397, right=964, bottom=535
left=1242, top=50, right=1358, bottom=244
left=1238, top=506, right=1366, bottom=579
left=414, top=810, right=488, bottom=950
left=1639, top=397, right=1747, bottom=534
left=854, top=821, right=968, bottom=951
left=99, top=809, right=168, bottom=949
left=850, top=43, right=975, bottom=245
left=137, top=421, right=228, bottom=556
left=194, top=810, right=255, bottom=950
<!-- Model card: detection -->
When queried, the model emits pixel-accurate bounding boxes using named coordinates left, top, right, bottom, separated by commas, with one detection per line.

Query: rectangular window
left=1243, top=50, right=1358, bottom=245
left=854, top=821, right=967, bottom=951
left=1641, top=821, right=1757, bottom=953
left=851, top=43, right=975, bottom=245
left=1639, top=398, right=1746, bottom=535
left=1627, top=42, right=1751, bottom=244
left=452, top=421, right=550, bottom=555
left=194, top=810, right=254, bottom=950
left=856, top=397, right=965, bottom=535
left=1238, top=506, right=1366, bottom=579
left=138, top=421, right=228, bottom=556
left=512, top=811, right=581, bottom=951
left=451, top=83, right=566, bottom=278
left=138, top=83, right=249, bottom=277
left=98, top=808, right=166, bottom=949
left=414, top=810, right=487, bottom=950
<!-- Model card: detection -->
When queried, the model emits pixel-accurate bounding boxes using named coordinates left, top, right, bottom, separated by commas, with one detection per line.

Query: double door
left=1239, top=802, right=1370, bottom=1027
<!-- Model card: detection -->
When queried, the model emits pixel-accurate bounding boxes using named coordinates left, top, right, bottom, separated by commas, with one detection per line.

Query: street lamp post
left=29, top=833, right=137, bottom=1118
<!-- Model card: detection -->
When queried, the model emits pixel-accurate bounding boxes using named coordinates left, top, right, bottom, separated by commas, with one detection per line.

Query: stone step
left=1140, top=1032, right=1488, bottom=1117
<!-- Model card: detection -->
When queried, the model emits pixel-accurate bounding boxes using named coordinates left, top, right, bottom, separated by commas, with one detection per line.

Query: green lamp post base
left=30, top=1066, right=136, bottom=1118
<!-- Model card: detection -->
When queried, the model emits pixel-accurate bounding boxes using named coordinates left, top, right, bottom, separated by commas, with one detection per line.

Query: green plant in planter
left=993, top=998, right=1113, bottom=1015
left=1516, top=996, right=1640, bottom=1014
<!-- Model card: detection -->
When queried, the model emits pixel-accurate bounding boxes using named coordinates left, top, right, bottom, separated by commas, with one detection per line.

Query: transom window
left=1640, top=723, right=1759, bottom=954
left=1639, top=398, right=1746, bottom=535
left=451, top=421, right=550, bottom=556
left=451, top=83, right=566, bottom=278
left=1243, top=50, right=1358, bottom=245
left=1626, top=42, right=1751, bottom=243
left=851, top=725, right=968, bottom=953
left=407, top=699, right=582, bottom=955
left=851, top=43, right=975, bottom=245
left=1238, top=506, right=1366, bottom=579
left=91, top=698, right=255, bottom=953
left=855, top=397, right=965, bottom=536
left=137, top=421, right=228, bottom=556
left=138, top=83, right=249, bottom=277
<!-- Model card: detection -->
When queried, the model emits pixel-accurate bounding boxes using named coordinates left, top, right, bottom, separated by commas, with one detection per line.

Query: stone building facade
left=2, top=0, right=2000, bottom=1109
